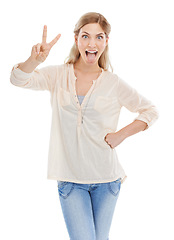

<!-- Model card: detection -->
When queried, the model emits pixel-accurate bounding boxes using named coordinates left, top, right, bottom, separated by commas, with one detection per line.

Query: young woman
left=10, top=12, right=159, bottom=240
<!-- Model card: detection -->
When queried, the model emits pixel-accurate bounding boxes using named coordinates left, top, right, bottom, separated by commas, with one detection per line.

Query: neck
left=74, top=57, right=101, bottom=73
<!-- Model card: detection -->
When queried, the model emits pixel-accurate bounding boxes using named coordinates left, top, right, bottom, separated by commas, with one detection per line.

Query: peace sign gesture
left=31, top=25, right=61, bottom=63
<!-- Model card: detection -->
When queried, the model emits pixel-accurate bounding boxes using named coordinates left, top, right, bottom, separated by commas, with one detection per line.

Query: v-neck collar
left=70, top=63, right=104, bottom=83
left=69, top=63, right=106, bottom=109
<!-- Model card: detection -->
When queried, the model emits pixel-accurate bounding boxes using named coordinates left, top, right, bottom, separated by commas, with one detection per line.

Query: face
left=75, top=23, right=109, bottom=66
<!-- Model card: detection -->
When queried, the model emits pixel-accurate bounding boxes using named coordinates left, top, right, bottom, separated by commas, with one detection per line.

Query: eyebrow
left=81, top=31, right=105, bottom=36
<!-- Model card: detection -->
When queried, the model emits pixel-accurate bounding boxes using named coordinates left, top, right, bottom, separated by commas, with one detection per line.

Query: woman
left=10, top=12, right=159, bottom=240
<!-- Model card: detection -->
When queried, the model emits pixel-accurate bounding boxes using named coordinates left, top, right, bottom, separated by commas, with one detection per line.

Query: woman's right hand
left=31, top=25, right=61, bottom=63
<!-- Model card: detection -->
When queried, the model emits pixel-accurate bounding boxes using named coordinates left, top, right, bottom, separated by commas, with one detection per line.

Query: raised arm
left=17, top=25, right=61, bottom=73
left=10, top=25, right=61, bottom=91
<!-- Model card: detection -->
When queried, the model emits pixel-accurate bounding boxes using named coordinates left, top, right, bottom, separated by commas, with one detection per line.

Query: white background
left=1, top=0, right=173, bottom=239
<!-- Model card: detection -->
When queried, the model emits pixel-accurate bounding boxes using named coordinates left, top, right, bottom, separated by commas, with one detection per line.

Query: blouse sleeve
left=116, top=76, right=159, bottom=130
left=10, top=63, right=61, bottom=92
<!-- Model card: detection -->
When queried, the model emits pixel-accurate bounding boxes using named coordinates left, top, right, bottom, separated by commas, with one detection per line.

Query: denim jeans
left=57, top=178, right=121, bottom=240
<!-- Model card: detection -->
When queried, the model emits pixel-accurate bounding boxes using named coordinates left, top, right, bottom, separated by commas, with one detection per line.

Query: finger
left=33, top=45, right=37, bottom=54
left=32, top=45, right=36, bottom=53
left=104, top=134, right=108, bottom=140
left=32, top=45, right=39, bottom=56
left=42, top=25, right=47, bottom=43
left=37, top=52, right=46, bottom=62
left=49, top=34, right=61, bottom=48
left=36, top=43, right=41, bottom=54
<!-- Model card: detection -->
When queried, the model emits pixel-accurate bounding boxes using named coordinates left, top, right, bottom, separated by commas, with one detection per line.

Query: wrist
left=27, top=56, right=40, bottom=67
left=17, top=56, right=40, bottom=73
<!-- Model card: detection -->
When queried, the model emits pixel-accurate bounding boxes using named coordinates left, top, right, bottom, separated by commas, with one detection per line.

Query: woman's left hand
left=104, top=131, right=126, bottom=149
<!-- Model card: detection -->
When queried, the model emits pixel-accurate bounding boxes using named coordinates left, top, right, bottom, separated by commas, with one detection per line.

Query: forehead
left=79, top=23, right=105, bottom=34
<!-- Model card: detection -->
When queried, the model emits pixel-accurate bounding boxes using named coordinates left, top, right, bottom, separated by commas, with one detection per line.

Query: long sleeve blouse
left=10, top=63, right=159, bottom=184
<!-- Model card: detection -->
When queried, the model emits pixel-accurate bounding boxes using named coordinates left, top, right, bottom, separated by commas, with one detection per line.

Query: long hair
left=65, top=12, right=113, bottom=72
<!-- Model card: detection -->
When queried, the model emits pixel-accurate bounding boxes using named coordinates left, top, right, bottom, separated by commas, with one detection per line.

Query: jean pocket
left=58, top=181, right=74, bottom=199
left=108, top=178, right=121, bottom=196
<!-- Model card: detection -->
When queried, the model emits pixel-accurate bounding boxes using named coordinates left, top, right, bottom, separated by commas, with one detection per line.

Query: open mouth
left=85, top=50, right=98, bottom=56
left=85, top=50, right=98, bottom=62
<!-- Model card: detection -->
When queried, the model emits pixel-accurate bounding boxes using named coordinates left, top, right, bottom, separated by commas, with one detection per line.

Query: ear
left=106, top=36, right=109, bottom=46
left=74, top=35, right=78, bottom=45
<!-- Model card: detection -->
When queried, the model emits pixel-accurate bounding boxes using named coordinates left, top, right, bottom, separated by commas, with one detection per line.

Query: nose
left=88, top=38, right=96, bottom=48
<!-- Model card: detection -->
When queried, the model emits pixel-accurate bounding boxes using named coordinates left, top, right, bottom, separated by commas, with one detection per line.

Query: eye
left=97, top=35, right=103, bottom=40
left=82, top=35, right=88, bottom=39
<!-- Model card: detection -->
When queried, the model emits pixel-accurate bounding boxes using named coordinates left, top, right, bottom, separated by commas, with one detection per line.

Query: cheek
left=99, top=42, right=107, bottom=51
left=101, top=42, right=106, bottom=50
left=97, top=46, right=105, bottom=57
left=77, top=40, right=86, bottom=51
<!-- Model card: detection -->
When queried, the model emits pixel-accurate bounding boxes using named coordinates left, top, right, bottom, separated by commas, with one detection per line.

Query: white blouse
left=10, top=63, right=159, bottom=184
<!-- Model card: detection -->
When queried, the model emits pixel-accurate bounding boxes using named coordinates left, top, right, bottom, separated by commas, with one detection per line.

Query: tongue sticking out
left=86, top=52, right=96, bottom=62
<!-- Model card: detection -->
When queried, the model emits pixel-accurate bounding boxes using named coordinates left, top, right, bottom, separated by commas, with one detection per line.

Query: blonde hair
left=65, top=12, right=113, bottom=72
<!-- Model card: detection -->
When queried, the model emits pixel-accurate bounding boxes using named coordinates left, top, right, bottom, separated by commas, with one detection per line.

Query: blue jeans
left=57, top=178, right=121, bottom=240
